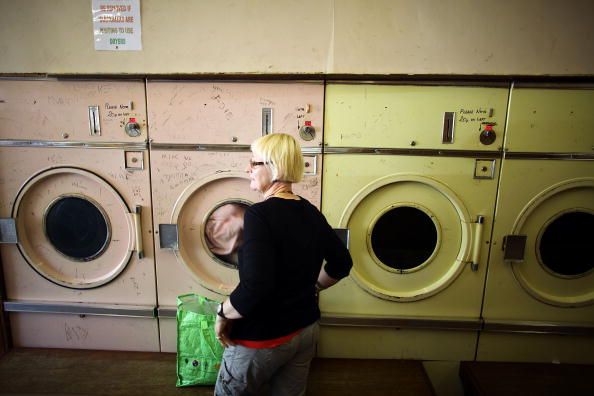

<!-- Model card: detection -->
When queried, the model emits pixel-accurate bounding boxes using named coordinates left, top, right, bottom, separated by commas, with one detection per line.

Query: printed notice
left=92, top=0, right=142, bottom=51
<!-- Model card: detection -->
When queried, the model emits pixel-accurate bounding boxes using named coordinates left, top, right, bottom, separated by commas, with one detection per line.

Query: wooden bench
left=459, top=361, right=594, bottom=396
left=0, top=348, right=435, bottom=395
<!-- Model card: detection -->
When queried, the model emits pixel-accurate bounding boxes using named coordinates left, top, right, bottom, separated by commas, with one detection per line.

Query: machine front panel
left=324, top=84, right=509, bottom=150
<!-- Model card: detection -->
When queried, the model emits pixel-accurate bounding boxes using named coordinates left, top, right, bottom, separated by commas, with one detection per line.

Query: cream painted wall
left=332, top=0, right=594, bottom=75
left=0, top=0, right=593, bottom=75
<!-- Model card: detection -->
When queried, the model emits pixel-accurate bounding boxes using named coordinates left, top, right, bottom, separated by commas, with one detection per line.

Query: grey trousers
left=214, top=321, right=320, bottom=396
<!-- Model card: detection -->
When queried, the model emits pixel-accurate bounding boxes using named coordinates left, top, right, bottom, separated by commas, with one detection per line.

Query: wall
left=1, top=0, right=593, bottom=76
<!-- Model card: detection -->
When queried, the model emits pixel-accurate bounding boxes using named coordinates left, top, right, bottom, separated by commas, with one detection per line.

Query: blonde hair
left=251, top=133, right=304, bottom=183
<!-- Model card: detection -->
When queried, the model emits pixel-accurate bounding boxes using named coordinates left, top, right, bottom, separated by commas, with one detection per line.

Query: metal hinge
left=502, top=235, right=527, bottom=262
left=333, top=228, right=350, bottom=250
left=159, top=224, right=179, bottom=250
left=0, top=218, right=17, bottom=243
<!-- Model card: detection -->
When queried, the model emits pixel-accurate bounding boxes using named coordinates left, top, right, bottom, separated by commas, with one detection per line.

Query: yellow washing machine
left=146, top=81, right=325, bottom=351
left=478, top=83, right=594, bottom=364
left=0, top=79, right=158, bottom=351
left=319, top=82, right=509, bottom=360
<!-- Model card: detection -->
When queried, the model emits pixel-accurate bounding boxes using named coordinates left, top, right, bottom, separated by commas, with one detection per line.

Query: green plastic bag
left=176, top=294, right=224, bottom=387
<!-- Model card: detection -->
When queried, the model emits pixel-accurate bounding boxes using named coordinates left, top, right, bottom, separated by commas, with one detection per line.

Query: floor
left=459, top=361, right=594, bottom=396
left=0, top=348, right=436, bottom=396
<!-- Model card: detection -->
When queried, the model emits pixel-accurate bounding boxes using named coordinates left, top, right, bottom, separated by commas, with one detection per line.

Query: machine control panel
left=125, top=118, right=142, bottom=137
left=480, top=123, right=497, bottom=145
left=474, top=159, right=496, bottom=179
left=299, top=122, right=316, bottom=141
left=303, top=155, right=317, bottom=175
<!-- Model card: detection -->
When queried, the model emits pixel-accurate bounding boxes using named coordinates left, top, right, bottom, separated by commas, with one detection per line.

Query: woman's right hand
left=215, top=314, right=236, bottom=348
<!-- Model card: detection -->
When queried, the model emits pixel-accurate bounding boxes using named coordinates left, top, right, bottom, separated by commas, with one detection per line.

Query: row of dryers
left=0, top=79, right=592, bottom=363
left=0, top=79, right=324, bottom=352
left=319, top=83, right=594, bottom=364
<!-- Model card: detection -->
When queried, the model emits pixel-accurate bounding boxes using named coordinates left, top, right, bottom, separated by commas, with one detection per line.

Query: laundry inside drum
left=538, top=211, right=594, bottom=277
left=370, top=206, right=438, bottom=271
left=44, top=195, right=110, bottom=262
left=204, top=201, right=250, bottom=268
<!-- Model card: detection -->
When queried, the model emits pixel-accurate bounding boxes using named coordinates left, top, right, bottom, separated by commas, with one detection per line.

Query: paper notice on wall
left=92, top=0, right=142, bottom=51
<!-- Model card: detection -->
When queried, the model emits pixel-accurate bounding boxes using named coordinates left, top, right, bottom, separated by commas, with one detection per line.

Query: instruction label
left=92, top=0, right=142, bottom=51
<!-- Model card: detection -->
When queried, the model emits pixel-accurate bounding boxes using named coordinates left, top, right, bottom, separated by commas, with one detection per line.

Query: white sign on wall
left=92, top=0, right=142, bottom=51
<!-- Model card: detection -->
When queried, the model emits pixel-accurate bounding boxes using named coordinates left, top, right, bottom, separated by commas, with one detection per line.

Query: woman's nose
left=245, top=164, right=251, bottom=173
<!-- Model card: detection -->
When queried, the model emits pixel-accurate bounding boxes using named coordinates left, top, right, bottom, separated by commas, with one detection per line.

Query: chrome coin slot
left=442, top=112, right=455, bottom=144
left=88, top=105, right=101, bottom=136
left=262, top=107, right=273, bottom=135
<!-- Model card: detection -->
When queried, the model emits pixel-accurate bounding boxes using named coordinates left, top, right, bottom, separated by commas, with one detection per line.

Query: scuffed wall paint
left=0, top=0, right=593, bottom=75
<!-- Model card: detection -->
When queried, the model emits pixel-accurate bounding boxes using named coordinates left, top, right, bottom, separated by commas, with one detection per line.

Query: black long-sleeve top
left=229, top=197, right=352, bottom=341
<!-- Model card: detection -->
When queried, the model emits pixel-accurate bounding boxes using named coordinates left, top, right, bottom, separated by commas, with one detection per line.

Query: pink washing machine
left=0, top=79, right=159, bottom=351
left=146, top=81, right=324, bottom=351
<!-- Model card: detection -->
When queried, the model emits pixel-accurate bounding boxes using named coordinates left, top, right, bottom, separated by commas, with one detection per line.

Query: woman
left=214, top=133, right=352, bottom=396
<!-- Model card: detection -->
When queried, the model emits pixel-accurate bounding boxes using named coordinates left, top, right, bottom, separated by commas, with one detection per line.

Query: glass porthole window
left=538, top=211, right=594, bottom=278
left=203, top=201, right=250, bottom=269
left=44, top=195, right=110, bottom=262
left=369, top=206, right=438, bottom=272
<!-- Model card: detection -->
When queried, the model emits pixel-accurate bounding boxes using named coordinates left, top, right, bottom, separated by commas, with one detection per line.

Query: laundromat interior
left=1, top=1, right=594, bottom=395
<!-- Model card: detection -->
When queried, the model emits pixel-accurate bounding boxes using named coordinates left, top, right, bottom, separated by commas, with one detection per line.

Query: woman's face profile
left=246, top=153, right=272, bottom=193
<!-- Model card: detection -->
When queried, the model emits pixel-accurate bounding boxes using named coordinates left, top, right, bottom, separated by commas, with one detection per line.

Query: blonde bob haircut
left=251, top=133, right=304, bottom=183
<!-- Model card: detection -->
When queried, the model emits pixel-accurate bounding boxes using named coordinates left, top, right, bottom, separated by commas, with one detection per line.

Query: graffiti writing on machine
left=457, top=107, right=493, bottom=124
left=104, top=103, right=133, bottom=118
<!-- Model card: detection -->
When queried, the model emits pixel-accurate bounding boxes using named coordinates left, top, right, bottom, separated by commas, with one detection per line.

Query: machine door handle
left=128, top=205, right=144, bottom=259
left=469, top=216, right=485, bottom=272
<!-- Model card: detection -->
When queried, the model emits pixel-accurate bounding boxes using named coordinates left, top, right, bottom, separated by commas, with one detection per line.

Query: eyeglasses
left=249, top=160, right=267, bottom=169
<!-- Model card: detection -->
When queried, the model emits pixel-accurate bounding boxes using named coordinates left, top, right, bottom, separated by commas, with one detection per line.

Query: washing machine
left=145, top=81, right=325, bottom=352
left=477, top=83, right=594, bottom=364
left=0, top=78, right=159, bottom=351
left=319, top=82, right=509, bottom=360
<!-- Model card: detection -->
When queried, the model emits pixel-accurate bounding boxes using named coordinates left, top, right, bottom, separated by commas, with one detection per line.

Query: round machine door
left=172, top=172, right=261, bottom=296
left=340, top=174, right=473, bottom=301
left=12, top=167, right=135, bottom=289
left=510, top=178, right=594, bottom=307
